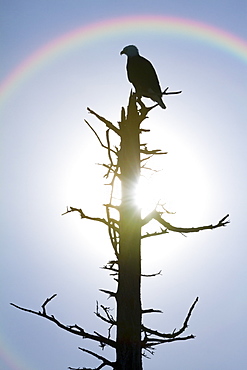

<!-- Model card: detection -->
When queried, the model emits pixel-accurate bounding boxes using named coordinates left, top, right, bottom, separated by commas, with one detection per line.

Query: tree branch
left=99, top=289, right=117, bottom=299
left=140, top=148, right=168, bottom=155
left=154, top=213, right=230, bottom=234
left=141, top=297, right=199, bottom=348
left=141, top=229, right=168, bottom=239
left=162, top=87, right=182, bottom=95
left=135, top=87, right=182, bottom=114
left=101, top=264, right=119, bottom=275
left=84, top=120, right=117, bottom=156
left=71, top=347, right=116, bottom=369
left=143, top=334, right=195, bottom=348
left=105, top=205, right=119, bottom=257
left=62, top=207, right=119, bottom=235
left=62, top=206, right=107, bottom=224
left=95, top=302, right=116, bottom=328
left=141, top=270, right=162, bottom=278
left=87, top=107, right=120, bottom=136
left=142, top=210, right=230, bottom=234
left=10, top=295, right=116, bottom=349
left=142, top=308, right=163, bottom=314
left=41, top=293, right=57, bottom=315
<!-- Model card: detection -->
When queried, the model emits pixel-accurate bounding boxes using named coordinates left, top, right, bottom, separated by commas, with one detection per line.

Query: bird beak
left=120, top=49, right=124, bottom=55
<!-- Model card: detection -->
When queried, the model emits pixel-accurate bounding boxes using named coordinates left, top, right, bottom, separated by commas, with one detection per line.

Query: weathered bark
left=116, top=97, right=142, bottom=369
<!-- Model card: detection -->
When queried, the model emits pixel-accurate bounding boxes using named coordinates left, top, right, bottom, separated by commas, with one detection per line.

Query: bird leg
left=135, top=95, right=158, bottom=114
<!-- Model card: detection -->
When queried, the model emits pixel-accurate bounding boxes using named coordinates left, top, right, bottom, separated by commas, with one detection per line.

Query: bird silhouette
left=120, top=45, right=166, bottom=109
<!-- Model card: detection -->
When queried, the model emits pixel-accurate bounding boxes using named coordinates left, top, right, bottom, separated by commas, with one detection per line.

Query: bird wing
left=127, top=55, right=162, bottom=97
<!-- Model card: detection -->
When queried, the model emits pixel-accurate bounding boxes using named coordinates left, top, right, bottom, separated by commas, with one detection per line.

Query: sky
left=0, top=0, right=247, bottom=369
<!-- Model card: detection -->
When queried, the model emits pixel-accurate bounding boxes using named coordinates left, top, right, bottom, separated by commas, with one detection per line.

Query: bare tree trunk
left=10, top=93, right=229, bottom=370
left=116, top=99, right=142, bottom=369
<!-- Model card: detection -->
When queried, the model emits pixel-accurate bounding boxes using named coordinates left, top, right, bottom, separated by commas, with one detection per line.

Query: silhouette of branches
left=10, top=293, right=198, bottom=365
left=142, top=210, right=229, bottom=235
left=10, top=295, right=116, bottom=350
left=11, top=92, right=229, bottom=369
left=87, top=107, right=120, bottom=136
left=162, top=86, right=182, bottom=96
left=136, top=86, right=182, bottom=113
left=69, top=347, right=116, bottom=370
left=62, top=206, right=119, bottom=232
left=141, top=297, right=199, bottom=349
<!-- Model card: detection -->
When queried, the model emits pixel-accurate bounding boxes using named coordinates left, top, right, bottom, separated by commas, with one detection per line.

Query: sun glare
left=135, top=140, right=211, bottom=225
left=135, top=174, right=163, bottom=215
left=61, top=123, right=212, bottom=264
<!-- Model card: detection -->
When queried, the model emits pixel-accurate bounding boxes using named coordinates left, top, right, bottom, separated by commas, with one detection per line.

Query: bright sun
left=135, top=174, right=164, bottom=215
left=63, top=128, right=212, bottom=242
left=134, top=140, right=211, bottom=224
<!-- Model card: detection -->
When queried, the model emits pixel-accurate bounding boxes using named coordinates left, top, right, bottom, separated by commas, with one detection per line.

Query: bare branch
left=85, top=120, right=107, bottom=148
left=142, top=308, right=163, bottom=314
left=143, top=334, right=195, bottom=348
left=106, top=129, right=114, bottom=164
left=99, top=289, right=117, bottom=299
left=120, top=106, right=126, bottom=123
left=100, top=304, right=116, bottom=324
left=105, top=205, right=119, bottom=257
left=178, top=296, right=199, bottom=336
left=141, top=210, right=157, bottom=226
left=159, top=202, right=176, bottom=215
left=141, top=270, right=162, bottom=277
left=141, top=297, right=199, bottom=347
left=42, top=293, right=57, bottom=315
left=99, top=163, right=119, bottom=177
left=101, top=265, right=118, bottom=274
left=62, top=207, right=119, bottom=235
left=140, top=154, right=153, bottom=162
left=140, top=148, right=168, bottom=155
left=78, top=347, right=116, bottom=369
left=95, top=301, right=116, bottom=330
left=62, top=206, right=107, bottom=224
left=142, top=209, right=230, bottom=234
left=10, top=296, right=116, bottom=349
left=154, top=213, right=230, bottom=234
left=87, top=107, right=120, bottom=136
left=162, top=87, right=182, bottom=95
left=134, top=87, right=182, bottom=114
left=141, top=229, right=168, bottom=239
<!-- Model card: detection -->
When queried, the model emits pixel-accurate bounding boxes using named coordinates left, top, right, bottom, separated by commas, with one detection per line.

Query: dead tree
left=11, top=91, right=229, bottom=370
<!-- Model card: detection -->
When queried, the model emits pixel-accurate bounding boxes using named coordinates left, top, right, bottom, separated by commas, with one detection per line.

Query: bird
left=120, top=45, right=166, bottom=109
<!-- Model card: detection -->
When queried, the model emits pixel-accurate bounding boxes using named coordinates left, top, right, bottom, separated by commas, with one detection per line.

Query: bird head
left=120, top=45, right=139, bottom=57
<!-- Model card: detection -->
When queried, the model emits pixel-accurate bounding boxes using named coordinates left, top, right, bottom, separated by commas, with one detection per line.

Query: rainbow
left=0, top=336, right=30, bottom=370
left=0, top=15, right=247, bottom=112
left=1, top=14, right=247, bottom=369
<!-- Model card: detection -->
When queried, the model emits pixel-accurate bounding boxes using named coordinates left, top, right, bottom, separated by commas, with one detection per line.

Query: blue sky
left=1, top=1, right=247, bottom=369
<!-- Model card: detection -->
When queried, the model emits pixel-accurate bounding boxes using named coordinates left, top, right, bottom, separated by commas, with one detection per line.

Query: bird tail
left=146, top=88, right=166, bottom=109
left=155, top=96, right=166, bottom=109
